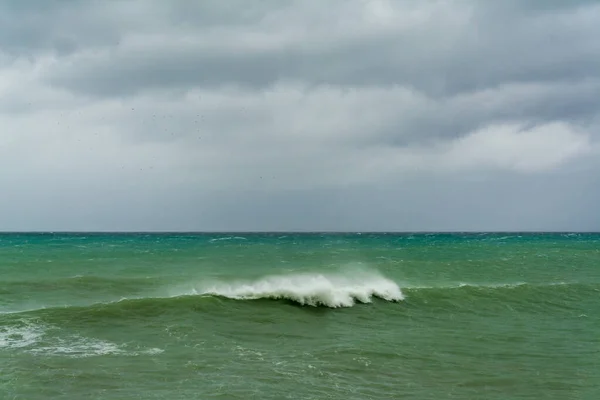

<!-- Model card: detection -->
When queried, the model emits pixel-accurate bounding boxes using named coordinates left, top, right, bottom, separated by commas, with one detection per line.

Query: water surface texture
left=1, top=233, right=598, bottom=399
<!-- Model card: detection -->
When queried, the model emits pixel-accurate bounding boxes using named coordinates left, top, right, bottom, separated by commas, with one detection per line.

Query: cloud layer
left=1, top=0, right=599, bottom=231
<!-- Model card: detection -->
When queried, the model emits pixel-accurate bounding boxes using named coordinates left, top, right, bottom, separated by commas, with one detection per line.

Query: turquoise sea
left=1, top=233, right=598, bottom=399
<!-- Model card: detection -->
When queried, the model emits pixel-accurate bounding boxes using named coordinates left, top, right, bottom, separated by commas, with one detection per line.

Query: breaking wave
left=3, top=271, right=596, bottom=320
left=184, top=271, right=404, bottom=308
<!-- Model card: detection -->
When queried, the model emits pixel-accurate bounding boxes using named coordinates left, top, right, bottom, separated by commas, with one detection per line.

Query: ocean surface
left=1, top=232, right=598, bottom=399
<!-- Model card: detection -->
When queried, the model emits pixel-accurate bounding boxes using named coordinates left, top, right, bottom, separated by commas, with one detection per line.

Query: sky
left=1, top=0, right=599, bottom=232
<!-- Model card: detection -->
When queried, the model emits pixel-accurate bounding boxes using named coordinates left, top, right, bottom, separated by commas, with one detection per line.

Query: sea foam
left=190, top=270, right=404, bottom=308
left=0, top=322, right=45, bottom=349
left=0, top=321, right=162, bottom=357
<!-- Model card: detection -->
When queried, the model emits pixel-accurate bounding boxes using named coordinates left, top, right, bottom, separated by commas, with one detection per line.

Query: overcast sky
left=1, top=0, right=599, bottom=231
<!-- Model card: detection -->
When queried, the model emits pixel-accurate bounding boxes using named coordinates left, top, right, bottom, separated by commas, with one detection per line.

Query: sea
left=1, top=232, right=598, bottom=399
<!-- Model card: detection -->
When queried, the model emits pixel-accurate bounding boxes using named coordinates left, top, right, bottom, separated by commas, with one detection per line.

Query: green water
left=1, top=233, right=599, bottom=399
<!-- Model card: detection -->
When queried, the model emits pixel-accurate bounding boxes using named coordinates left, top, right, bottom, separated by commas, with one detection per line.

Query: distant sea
left=1, top=232, right=598, bottom=399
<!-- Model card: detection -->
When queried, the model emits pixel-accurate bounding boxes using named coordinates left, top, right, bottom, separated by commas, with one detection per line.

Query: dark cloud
left=33, top=0, right=600, bottom=100
left=0, top=0, right=119, bottom=56
left=0, top=0, right=599, bottom=231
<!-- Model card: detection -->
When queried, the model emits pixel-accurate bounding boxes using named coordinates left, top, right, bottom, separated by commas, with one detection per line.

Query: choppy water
left=1, top=233, right=599, bottom=399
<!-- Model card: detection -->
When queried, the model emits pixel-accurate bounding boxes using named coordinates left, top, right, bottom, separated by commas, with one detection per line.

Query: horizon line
left=0, top=230, right=598, bottom=234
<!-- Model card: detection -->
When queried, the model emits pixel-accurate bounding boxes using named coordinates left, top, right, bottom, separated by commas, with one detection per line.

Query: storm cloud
left=1, top=0, right=599, bottom=231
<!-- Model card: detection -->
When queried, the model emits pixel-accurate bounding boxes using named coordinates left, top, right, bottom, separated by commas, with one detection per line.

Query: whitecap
left=191, top=269, right=403, bottom=308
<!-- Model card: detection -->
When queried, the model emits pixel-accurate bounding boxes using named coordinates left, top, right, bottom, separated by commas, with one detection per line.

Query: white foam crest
left=209, top=236, right=248, bottom=242
left=195, top=270, right=404, bottom=308
left=456, top=282, right=528, bottom=289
